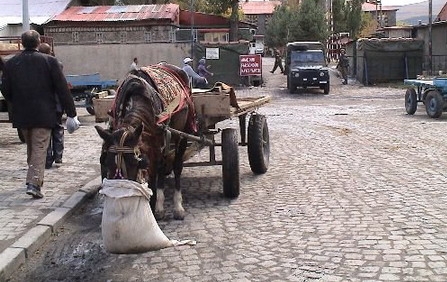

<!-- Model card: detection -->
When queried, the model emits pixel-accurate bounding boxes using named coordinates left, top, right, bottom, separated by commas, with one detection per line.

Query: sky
left=381, top=0, right=425, bottom=6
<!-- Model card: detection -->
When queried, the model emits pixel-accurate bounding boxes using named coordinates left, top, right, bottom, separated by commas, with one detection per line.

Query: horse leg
left=149, top=172, right=158, bottom=215
left=173, top=138, right=188, bottom=220
left=154, top=158, right=166, bottom=220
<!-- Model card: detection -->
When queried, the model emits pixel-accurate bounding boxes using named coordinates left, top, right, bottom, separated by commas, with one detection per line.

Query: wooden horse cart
left=161, top=84, right=271, bottom=199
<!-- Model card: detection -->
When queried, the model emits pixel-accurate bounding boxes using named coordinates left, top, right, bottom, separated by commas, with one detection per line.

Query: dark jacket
left=1, top=49, right=76, bottom=128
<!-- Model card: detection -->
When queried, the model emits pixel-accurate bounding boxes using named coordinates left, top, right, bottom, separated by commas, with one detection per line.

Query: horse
left=95, top=63, right=196, bottom=220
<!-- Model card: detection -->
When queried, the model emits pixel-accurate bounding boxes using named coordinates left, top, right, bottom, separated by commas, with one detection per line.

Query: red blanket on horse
left=111, top=64, right=197, bottom=133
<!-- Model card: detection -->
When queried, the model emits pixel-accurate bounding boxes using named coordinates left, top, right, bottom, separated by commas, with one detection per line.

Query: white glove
left=66, top=116, right=80, bottom=134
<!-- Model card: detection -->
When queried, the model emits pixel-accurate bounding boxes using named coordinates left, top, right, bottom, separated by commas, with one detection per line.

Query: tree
left=265, top=6, right=293, bottom=48
left=332, top=0, right=348, bottom=33
left=205, top=0, right=240, bottom=41
left=289, top=0, right=329, bottom=43
left=345, top=0, right=364, bottom=39
left=332, top=0, right=366, bottom=39
left=359, top=12, right=378, bottom=38
left=265, top=0, right=329, bottom=48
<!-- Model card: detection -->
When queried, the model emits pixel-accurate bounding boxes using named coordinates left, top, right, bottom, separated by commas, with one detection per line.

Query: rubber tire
left=222, top=128, right=240, bottom=199
left=425, top=90, right=443, bottom=118
left=288, top=83, right=295, bottom=94
left=405, top=88, right=417, bottom=115
left=323, top=83, right=330, bottom=95
left=85, top=96, right=95, bottom=115
left=248, top=114, right=269, bottom=174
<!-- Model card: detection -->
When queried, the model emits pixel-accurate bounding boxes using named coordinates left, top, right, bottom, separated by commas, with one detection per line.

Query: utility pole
left=22, top=0, right=30, bottom=31
left=429, top=0, right=433, bottom=75
left=190, top=0, right=194, bottom=58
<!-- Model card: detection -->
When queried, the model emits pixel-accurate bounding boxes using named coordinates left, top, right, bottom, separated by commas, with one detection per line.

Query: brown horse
left=95, top=63, right=196, bottom=220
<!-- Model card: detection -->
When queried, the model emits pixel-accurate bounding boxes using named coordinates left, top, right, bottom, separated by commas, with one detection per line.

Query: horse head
left=95, top=123, right=148, bottom=182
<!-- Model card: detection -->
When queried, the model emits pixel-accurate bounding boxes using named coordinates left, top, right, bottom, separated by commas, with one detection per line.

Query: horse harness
left=107, top=127, right=143, bottom=180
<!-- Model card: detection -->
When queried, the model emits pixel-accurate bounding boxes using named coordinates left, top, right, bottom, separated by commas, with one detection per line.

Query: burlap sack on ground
left=100, top=179, right=173, bottom=254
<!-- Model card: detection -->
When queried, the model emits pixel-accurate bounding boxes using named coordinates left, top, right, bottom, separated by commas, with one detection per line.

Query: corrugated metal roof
left=239, top=1, right=281, bottom=15
left=52, top=4, right=179, bottom=23
left=0, top=0, right=72, bottom=25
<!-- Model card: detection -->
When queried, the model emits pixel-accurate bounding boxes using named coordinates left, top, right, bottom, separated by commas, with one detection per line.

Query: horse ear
left=95, top=125, right=113, bottom=143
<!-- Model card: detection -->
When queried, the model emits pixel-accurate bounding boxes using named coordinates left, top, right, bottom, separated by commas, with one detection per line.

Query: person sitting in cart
left=182, top=57, right=207, bottom=88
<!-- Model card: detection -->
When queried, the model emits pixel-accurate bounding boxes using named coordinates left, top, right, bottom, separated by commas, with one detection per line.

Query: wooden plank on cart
left=231, top=96, right=271, bottom=117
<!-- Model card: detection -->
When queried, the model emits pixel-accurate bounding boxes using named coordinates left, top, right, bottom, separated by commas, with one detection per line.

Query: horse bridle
left=108, top=128, right=143, bottom=180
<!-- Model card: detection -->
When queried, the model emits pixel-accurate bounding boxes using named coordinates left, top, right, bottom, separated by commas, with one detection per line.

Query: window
left=120, top=31, right=127, bottom=43
left=144, top=31, right=151, bottom=43
left=96, top=32, right=103, bottom=44
left=72, top=31, right=79, bottom=43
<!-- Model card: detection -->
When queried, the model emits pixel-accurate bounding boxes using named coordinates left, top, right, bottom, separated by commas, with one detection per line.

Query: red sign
left=239, top=54, right=262, bottom=76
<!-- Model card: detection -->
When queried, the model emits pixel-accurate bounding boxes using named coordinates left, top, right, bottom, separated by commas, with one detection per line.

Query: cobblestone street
left=2, top=58, right=447, bottom=281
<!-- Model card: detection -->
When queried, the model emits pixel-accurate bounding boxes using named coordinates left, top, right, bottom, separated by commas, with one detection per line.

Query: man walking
left=182, top=57, right=206, bottom=88
left=270, top=48, right=284, bottom=74
left=38, top=42, right=65, bottom=169
left=1, top=30, right=79, bottom=199
left=337, top=48, right=349, bottom=85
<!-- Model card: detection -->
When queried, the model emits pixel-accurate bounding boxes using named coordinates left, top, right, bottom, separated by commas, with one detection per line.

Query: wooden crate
left=93, top=97, right=114, bottom=122
left=192, top=93, right=230, bottom=117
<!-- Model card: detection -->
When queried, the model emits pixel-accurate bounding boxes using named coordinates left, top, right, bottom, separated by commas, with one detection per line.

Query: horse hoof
left=155, top=210, right=165, bottom=220
left=173, top=210, right=185, bottom=220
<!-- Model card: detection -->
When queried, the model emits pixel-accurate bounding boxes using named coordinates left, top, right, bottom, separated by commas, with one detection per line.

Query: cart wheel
left=86, top=106, right=95, bottom=115
left=222, top=128, right=240, bottom=198
left=425, top=90, right=443, bottom=118
left=288, top=83, right=296, bottom=94
left=248, top=114, right=269, bottom=174
left=405, top=88, right=418, bottom=115
left=323, top=83, right=330, bottom=95
left=86, top=97, right=95, bottom=115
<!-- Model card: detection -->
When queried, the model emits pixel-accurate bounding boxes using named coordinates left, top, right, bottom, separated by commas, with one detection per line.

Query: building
left=362, top=2, right=399, bottom=27
left=42, top=4, right=254, bottom=81
left=0, top=0, right=75, bottom=36
left=239, top=1, right=281, bottom=55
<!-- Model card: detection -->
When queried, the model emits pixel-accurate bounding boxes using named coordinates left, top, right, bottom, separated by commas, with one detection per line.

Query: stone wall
left=54, top=42, right=191, bottom=80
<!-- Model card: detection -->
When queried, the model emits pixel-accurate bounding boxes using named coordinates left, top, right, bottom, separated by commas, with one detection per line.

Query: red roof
left=437, top=2, right=447, bottom=21
left=239, top=1, right=281, bottom=15
left=52, top=4, right=179, bottom=24
left=180, top=10, right=230, bottom=26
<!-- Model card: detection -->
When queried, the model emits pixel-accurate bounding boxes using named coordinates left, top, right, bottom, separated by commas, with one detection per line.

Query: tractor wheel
left=405, top=88, right=418, bottom=115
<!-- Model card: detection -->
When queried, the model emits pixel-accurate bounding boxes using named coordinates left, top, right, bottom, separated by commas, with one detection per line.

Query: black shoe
left=45, top=162, right=53, bottom=169
left=54, top=158, right=62, bottom=164
left=26, top=184, right=44, bottom=199
left=270, top=71, right=274, bottom=73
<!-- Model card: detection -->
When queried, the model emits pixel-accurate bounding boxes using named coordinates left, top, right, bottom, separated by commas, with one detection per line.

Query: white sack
left=100, top=179, right=195, bottom=254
